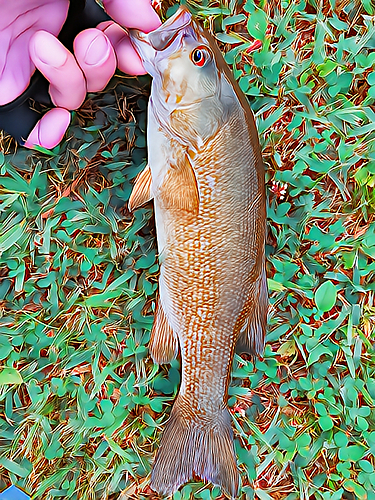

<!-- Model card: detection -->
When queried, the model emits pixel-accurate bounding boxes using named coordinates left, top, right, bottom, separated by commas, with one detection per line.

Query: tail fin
left=150, top=396, right=239, bottom=498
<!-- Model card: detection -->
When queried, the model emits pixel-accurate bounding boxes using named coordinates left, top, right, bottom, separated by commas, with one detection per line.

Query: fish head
left=129, top=7, right=235, bottom=145
left=129, top=7, right=219, bottom=106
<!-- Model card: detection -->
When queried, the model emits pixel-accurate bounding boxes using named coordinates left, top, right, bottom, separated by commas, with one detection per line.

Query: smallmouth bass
left=128, top=7, right=267, bottom=498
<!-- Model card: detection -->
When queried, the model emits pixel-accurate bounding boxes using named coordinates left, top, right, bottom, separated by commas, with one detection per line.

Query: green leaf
left=215, top=32, right=243, bottom=44
left=254, top=489, right=274, bottom=500
left=0, top=367, right=23, bottom=385
left=267, top=278, right=285, bottom=291
left=318, top=415, right=334, bottom=431
left=340, top=445, right=366, bottom=462
left=356, top=416, right=369, bottom=431
left=0, top=457, right=32, bottom=477
left=359, top=460, right=373, bottom=473
left=368, top=72, right=375, bottom=85
left=247, top=9, right=268, bottom=40
left=308, top=345, right=333, bottom=365
left=314, top=281, right=337, bottom=311
left=0, top=222, right=26, bottom=253
left=222, top=13, right=247, bottom=27
left=334, top=432, right=348, bottom=448
left=343, top=479, right=367, bottom=499
left=318, top=59, right=337, bottom=77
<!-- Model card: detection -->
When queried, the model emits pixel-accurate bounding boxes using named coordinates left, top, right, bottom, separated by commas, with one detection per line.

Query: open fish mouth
left=130, top=7, right=191, bottom=51
left=128, top=6, right=195, bottom=69
left=129, top=6, right=262, bottom=62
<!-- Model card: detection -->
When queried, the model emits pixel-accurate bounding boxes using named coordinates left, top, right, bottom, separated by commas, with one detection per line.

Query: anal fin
left=149, top=300, right=178, bottom=364
left=128, top=164, right=152, bottom=211
left=236, top=269, right=268, bottom=357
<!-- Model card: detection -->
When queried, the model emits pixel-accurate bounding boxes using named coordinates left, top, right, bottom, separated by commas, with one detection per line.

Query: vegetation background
left=0, top=0, right=374, bottom=498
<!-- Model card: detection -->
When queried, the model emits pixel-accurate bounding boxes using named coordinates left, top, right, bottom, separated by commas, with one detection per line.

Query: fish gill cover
left=0, top=0, right=375, bottom=499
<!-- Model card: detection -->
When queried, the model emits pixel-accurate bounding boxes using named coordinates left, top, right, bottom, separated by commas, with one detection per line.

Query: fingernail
left=84, top=33, right=111, bottom=65
left=31, top=31, right=68, bottom=68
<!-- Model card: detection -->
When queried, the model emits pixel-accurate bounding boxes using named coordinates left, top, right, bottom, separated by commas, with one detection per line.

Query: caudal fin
left=150, top=396, right=239, bottom=498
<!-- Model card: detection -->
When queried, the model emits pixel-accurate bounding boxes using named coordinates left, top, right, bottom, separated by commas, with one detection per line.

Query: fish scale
left=162, top=123, right=257, bottom=414
left=128, top=6, right=267, bottom=498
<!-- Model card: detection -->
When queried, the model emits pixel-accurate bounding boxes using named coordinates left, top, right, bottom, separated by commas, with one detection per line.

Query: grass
left=0, top=0, right=375, bottom=499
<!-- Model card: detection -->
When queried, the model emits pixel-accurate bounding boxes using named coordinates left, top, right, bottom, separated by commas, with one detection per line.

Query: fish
left=128, top=6, right=267, bottom=498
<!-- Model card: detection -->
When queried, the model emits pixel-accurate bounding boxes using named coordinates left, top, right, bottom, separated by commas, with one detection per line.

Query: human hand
left=0, top=0, right=160, bottom=149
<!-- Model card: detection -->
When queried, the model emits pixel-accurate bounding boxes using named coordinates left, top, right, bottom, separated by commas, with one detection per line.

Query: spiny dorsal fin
left=159, top=154, right=199, bottom=215
left=149, top=300, right=178, bottom=364
left=128, top=164, right=152, bottom=211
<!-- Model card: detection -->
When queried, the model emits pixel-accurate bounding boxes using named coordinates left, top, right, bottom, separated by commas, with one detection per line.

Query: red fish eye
left=191, top=48, right=206, bottom=67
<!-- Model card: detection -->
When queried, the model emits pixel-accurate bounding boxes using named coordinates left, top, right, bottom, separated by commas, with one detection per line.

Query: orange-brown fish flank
left=128, top=6, right=267, bottom=499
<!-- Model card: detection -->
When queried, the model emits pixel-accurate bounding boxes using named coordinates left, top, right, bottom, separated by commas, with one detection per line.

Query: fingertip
left=24, top=108, right=71, bottom=149
left=74, top=29, right=113, bottom=66
left=101, top=23, right=146, bottom=75
left=74, top=29, right=116, bottom=91
left=29, top=31, right=68, bottom=69
left=119, top=46, right=147, bottom=75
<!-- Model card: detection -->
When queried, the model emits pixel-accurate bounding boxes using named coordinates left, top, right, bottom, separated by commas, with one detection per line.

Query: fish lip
left=129, top=6, right=192, bottom=52
left=128, top=28, right=152, bottom=61
left=149, top=5, right=192, bottom=36
left=128, top=28, right=148, bottom=44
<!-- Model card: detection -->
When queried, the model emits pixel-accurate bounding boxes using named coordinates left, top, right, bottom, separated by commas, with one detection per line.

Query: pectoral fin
left=159, top=155, right=199, bottom=215
left=128, top=164, right=152, bottom=211
left=149, top=300, right=178, bottom=364
left=235, top=269, right=268, bottom=357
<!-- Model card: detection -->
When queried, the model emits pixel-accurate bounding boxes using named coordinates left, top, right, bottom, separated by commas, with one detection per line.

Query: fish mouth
left=129, top=6, right=192, bottom=54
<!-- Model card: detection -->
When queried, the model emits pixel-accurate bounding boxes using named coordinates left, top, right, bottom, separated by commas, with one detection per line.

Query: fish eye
left=190, top=46, right=209, bottom=67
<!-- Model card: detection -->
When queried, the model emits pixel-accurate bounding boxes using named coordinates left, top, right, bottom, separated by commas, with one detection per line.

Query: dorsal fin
left=128, top=164, right=152, bottom=211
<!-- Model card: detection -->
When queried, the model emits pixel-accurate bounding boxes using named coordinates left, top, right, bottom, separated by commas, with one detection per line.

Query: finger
left=74, top=28, right=116, bottom=92
left=29, top=30, right=86, bottom=109
left=98, top=22, right=146, bottom=75
left=0, top=0, right=69, bottom=105
left=24, top=108, right=71, bottom=149
left=103, top=0, right=161, bottom=33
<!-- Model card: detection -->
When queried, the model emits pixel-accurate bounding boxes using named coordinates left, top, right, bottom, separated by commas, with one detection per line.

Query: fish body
left=129, top=7, right=267, bottom=498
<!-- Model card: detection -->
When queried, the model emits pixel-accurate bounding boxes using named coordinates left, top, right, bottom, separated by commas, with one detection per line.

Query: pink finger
left=103, top=0, right=161, bottom=33
left=24, top=108, right=71, bottom=149
left=99, top=22, right=146, bottom=75
left=29, top=30, right=86, bottom=109
left=74, top=28, right=116, bottom=92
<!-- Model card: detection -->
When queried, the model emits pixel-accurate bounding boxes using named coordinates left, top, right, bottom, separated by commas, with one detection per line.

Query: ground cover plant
left=0, top=0, right=375, bottom=498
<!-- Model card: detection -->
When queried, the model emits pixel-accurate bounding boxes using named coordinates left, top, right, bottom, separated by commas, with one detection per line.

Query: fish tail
left=150, top=395, right=239, bottom=498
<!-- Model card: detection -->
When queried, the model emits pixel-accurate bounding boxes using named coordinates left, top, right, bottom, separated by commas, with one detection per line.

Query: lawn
left=0, top=0, right=375, bottom=499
